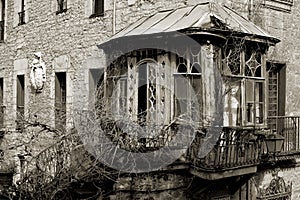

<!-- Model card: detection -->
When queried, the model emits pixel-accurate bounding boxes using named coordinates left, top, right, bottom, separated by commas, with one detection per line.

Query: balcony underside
left=190, top=165, right=257, bottom=180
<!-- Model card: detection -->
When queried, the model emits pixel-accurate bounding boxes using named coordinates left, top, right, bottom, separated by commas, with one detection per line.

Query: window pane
left=191, top=76, right=202, bottom=121
left=256, top=103, right=263, bottom=124
left=255, top=82, right=264, bottom=124
left=94, top=0, right=104, bottom=14
left=246, top=80, right=254, bottom=102
left=246, top=79, right=254, bottom=123
left=174, top=75, right=188, bottom=117
left=255, top=82, right=263, bottom=103
left=224, top=82, right=241, bottom=126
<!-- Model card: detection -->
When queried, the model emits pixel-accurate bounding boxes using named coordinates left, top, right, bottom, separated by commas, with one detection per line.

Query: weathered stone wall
left=0, top=0, right=187, bottom=180
left=256, top=165, right=300, bottom=199
left=251, top=1, right=300, bottom=115
left=111, top=172, right=189, bottom=200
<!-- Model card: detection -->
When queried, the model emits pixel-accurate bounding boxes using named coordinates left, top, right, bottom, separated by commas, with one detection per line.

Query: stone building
left=0, top=0, right=299, bottom=199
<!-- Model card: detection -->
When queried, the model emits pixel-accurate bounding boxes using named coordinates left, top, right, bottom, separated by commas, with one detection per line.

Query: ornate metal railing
left=257, top=169, right=292, bottom=200
left=103, top=120, right=193, bottom=153
left=0, top=20, right=4, bottom=41
left=20, top=136, right=74, bottom=198
left=189, top=127, right=260, bottom=171
left=267, top=116, right=300, bottom=153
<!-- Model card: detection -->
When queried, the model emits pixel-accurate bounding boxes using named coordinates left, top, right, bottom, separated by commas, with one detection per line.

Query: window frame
left=102, top=48, right=204, bottom=128
left=222, top=45, right=267, bottom=128
left=173, top=50, right=202, bottom=125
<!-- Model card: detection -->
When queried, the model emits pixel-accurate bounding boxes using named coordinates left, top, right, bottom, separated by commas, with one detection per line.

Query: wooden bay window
left=222, top=43, right=267, bottom=127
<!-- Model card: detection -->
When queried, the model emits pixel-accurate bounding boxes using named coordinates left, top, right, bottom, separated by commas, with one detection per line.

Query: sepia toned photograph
left=0, top=0, right=297, bottom=199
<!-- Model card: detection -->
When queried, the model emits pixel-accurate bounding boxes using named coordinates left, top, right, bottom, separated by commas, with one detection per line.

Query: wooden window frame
left=104, top=48, right=203, bottom=127
left=222, top=47, right=267, bottom=128
left=173, top=51, right=202, bottom=125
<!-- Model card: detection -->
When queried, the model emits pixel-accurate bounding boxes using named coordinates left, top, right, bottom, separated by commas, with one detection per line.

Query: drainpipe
left=113, top=0, right=117, bottom=34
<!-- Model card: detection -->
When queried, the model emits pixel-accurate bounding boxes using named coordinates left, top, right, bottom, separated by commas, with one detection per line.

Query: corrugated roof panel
left=222, top=6, right=271, bottom=37
left=105, top=2, right=279, bottom=44
left=112, top=17, right=148, bottom=39
left=211, top=4, right=245, bottom=32
left=167, top=4, right=210, bottom=32
left=127, top=10, right=173, bottom=36
left=144, top=7, right=194, bottom=34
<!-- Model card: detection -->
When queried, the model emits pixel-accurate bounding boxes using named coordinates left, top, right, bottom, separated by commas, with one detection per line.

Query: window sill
left=89, top=12, right=104, bottom=18
left=18, top=22, right=26, bottom=26
left=263, top=0, right=293, bottom=12
left=56, top=9, right=68, bottom=15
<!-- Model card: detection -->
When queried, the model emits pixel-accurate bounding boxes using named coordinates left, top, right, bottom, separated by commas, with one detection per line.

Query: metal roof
left=105, top=2, right=279, bottom=45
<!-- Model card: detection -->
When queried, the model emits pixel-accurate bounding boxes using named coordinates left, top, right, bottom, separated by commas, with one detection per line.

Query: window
left=18, top=0, right=26, bottom=25
left=89, top=68, right=103, bottom=109
left=174, top=47, right=202, bottom=123
left=55, top=72, right=66, bottom=132
left=267, top=61, right=286, bottom=132
left=16, top=75, right=24, bottom=131
left=91, top=0, right=104, bottom=17
left=222, top=43, right=266, bottom=127
left=0, top=0, right=5, bottom=41
left=267, top=62, right=286, bottom=118
left=104, top=48, right=203, bottom=127
left=56, top=0, right=67, bottom=14
left=0, top=78, right=4, bottom=129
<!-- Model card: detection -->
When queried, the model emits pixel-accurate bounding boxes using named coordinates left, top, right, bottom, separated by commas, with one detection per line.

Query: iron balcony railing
left=189, top=127, right=260, bottom=171
left=0, top=20, right=4, bottom=41
left=268, top=116, right=300, bottom=153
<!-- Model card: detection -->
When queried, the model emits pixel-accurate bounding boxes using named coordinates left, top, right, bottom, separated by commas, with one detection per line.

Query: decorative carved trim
left=257, top=169, right=292, bottom=200
left=30, top=52, right=46, bottom=93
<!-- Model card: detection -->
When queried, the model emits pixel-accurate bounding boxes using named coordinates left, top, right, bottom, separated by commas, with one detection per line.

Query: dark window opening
left=55, top=72, right=66, bottom=132
left=18, top=0, right=25, bottom=25
left=138, top=63, right=148, bottom=123
left=0, top=0, right=5, bottom=41
left=267, top=62, right=286, bottom=132
left=90, top=0, right=104, bottom=18
left=0, top=78, right=4, bottom=129
left=16, top=75, right=24, bottom=131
